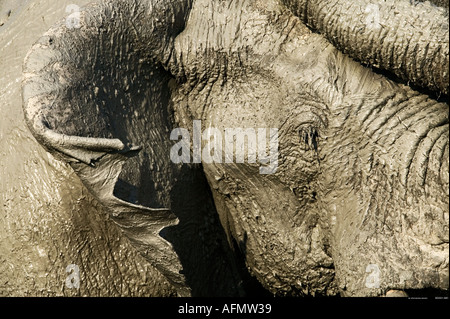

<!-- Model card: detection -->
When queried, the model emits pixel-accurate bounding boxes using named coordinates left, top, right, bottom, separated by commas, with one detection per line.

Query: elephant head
left=22, top=0, right=448, bottom=296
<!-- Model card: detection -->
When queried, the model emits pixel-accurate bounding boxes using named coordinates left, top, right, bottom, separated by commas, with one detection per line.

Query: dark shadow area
left=230, top=232, right=274, bottom=297
left=405, top=288, right=449, bottom=298
left=162, top=163, right=263, bottom=297
left=113, top=178, right=141, bottom=205
left=367, top=64, right=449, bottom=105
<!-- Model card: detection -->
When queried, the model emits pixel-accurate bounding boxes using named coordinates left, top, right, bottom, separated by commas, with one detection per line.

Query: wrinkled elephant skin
left=1, top=0, right=448, bottom=297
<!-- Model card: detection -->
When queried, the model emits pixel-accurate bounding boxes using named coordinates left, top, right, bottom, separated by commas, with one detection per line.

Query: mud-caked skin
left=1, top=0, right=177, bottom=297
left=4, top=0, right=448, bottom=296
left=281, top=0, right=449, bottom=95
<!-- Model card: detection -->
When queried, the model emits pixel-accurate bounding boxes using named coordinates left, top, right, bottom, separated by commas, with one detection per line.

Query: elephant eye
left=298, top=126, right=319, bottom=152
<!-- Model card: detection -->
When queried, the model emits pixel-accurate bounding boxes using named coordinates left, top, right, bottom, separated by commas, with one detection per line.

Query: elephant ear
left=22, top=0, right=191, bottom=296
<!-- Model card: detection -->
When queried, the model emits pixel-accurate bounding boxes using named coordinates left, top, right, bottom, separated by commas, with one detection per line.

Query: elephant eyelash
left=298, top=127, right=319, bottom=152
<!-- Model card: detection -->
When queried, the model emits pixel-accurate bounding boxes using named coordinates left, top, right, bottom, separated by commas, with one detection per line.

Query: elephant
left=1, top=0, right=448, bottom=297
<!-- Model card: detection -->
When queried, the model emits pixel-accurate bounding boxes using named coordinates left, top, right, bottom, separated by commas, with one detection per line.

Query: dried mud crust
left=0, top=0, right=28, bottom=27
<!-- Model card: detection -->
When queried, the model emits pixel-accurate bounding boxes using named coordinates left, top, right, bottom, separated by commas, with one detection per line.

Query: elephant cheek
left=203, top=163, right=337, bottom=296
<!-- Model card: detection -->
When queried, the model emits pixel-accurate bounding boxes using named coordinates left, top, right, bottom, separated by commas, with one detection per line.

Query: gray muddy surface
left=0, top=0, right=179, bottom=297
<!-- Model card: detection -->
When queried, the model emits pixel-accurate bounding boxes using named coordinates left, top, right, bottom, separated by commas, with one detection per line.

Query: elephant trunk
left=281, top=0, right=449, bottom=96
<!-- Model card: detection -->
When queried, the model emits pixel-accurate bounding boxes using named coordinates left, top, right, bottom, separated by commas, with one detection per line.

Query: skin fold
left=1, top=0, right=447, bottom=296
left=280, top=0, right=449, bottom=95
